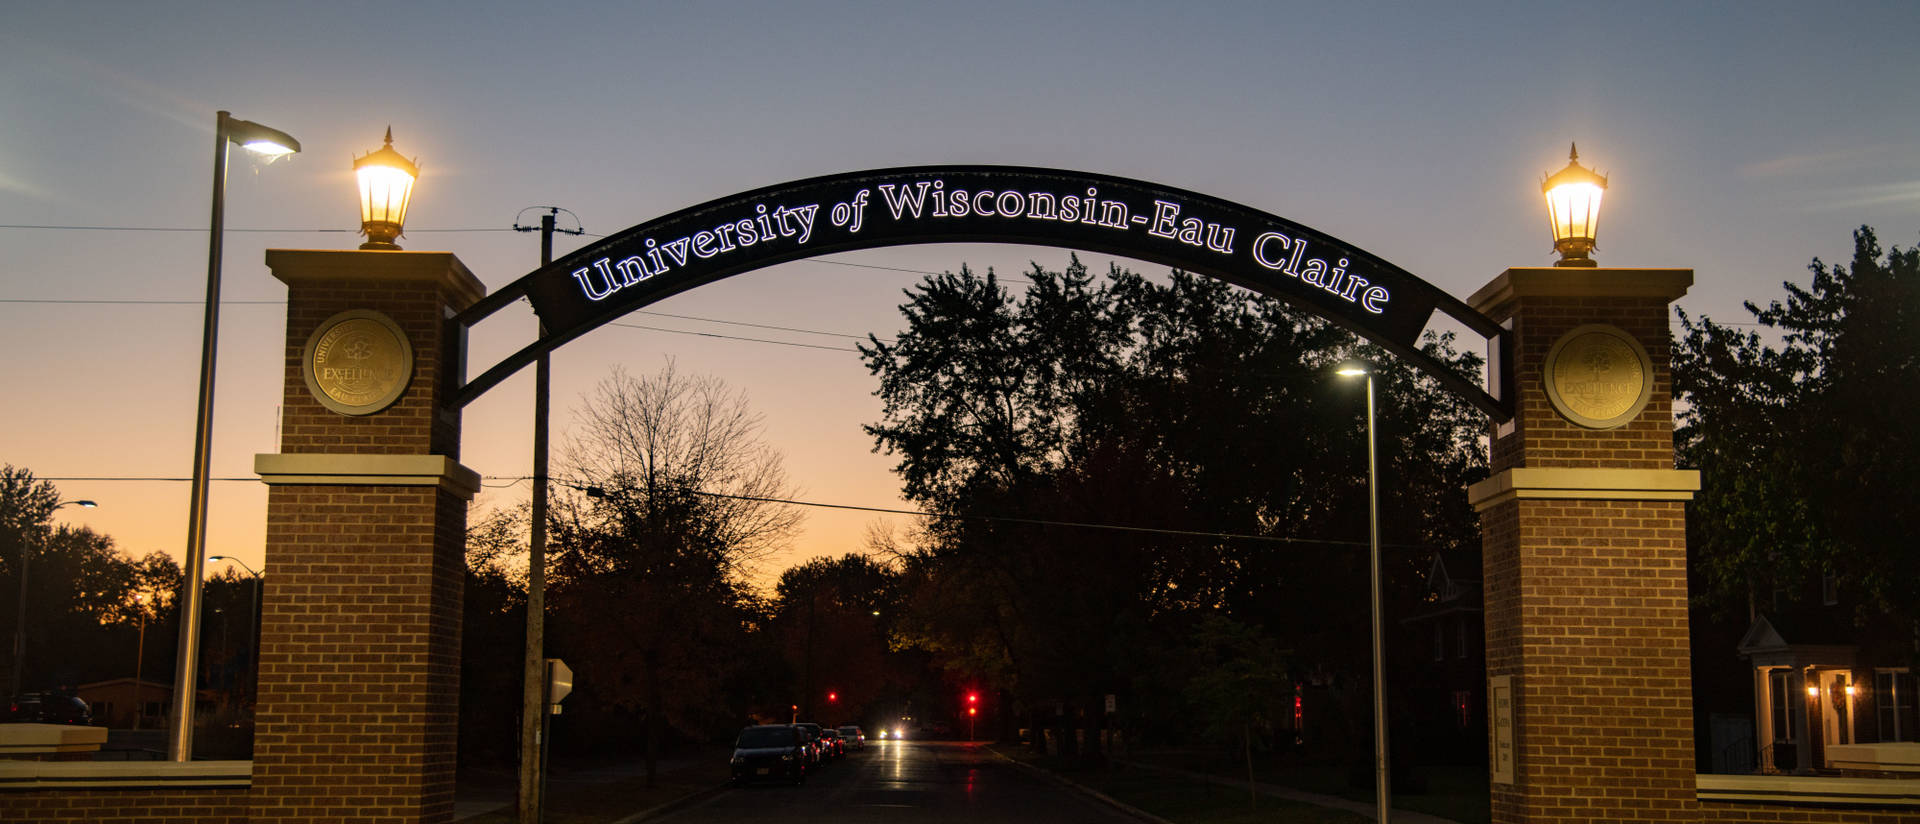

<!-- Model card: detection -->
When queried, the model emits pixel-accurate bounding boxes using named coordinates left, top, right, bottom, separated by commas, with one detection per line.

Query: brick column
left=1466, top=268, right=1701, bottom=823
left=250, top=250, right=483, bottom=824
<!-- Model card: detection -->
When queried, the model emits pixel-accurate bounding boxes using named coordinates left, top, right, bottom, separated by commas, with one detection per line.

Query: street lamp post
left=132, top=593, right=148, bottom=730
left=175, top=111, right=298, bottom=763
left=208, top=556, right=262, bottom=708
left=1336, top=362, right=1390, bottom=824
left=9, top=499, right=95, bottom=698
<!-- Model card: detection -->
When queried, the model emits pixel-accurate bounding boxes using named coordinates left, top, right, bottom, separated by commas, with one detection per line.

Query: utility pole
left=514, top=207, right=583, bottom=824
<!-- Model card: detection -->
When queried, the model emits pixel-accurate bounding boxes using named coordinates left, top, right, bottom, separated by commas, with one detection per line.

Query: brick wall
left=1483, top=497, right=1698, bottom=822
left=1701, top=805, right=1920, bottom=822
left=247, top=484, right=464, bottom=824
left=247, top=250, right=480, bottom=824
left=0, top=788, right=247, bottom=823
left=278, top=276, right=463, bottom=458
left=1491, top=293, right=1675, bottom=473
left=1474, top=269, right=1700, bottom=822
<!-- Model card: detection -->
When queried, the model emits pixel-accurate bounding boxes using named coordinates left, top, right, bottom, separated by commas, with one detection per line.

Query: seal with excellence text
left=302, top=310, right=413, bottom=415
left=1542, top=323, right=1653, bottom=430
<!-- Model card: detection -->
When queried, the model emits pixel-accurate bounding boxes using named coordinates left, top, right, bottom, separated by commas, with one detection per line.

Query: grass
left=994, top=745, right=1368, bottom=824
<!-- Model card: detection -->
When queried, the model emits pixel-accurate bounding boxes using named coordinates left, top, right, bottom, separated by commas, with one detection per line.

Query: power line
left=1, top=299, right=897, bottom=345
left=35, top=473, right=1397, bottom=549
left=604, top=321, right=858, bottom=352
left=0, top=224, right=516, bottom=234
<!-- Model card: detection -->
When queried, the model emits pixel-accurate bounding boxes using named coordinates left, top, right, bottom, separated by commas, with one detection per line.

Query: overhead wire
left=33, top=473, right=1414, bottom=550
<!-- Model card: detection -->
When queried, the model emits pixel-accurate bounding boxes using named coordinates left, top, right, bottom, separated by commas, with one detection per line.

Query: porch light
left=1542, top=143, right=1607, bottom=267
left=354, top=127, right=418, bottom=250
left=1807, top=684, right=1820, bottom=698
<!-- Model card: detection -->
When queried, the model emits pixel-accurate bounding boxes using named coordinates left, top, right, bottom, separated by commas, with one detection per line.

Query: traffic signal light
left=828, top=691, right=839, bottom=703
left=966, top=692, right=979, bottom=705
left=968, top=707, right=977, bottom=716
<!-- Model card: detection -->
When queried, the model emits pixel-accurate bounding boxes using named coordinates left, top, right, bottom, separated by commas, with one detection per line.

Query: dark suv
left=730, top=725, right=808, bottom=785
left=4, top=692, right=91, bottom=725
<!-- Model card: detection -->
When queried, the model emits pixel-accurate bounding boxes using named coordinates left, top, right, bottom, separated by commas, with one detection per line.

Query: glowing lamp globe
left=354, top=127, right=418, bottom=250
left=1541, top=143, right=1607, bottom=267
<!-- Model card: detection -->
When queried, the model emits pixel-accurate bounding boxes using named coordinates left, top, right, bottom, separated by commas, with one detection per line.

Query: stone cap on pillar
left=1469, top=267, right=1692, bottom=319
left=1466, top=466, right=1700, bottom=511
left=266, top=249, right=486, bottom=312
left=256, top=453, right=482, bottom=500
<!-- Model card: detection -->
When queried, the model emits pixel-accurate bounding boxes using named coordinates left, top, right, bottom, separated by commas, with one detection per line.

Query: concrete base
left=0, top=724, right=107, bottom=757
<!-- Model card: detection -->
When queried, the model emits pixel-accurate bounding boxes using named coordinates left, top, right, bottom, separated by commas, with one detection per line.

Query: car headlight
left=731, top=756, right=746, bottom=764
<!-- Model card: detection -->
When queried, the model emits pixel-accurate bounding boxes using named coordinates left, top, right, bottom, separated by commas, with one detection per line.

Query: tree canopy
left=1676, top=226, right=1920, bottom=629
left=858, top=258, right=1490, bottom=750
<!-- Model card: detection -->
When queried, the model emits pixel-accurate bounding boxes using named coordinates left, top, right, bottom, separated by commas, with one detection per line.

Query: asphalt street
left=661, top=740, right=1141, bottom=824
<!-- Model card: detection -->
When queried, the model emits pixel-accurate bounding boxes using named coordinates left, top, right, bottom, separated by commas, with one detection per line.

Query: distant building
left=1400, top=548, right=1486, bottom=764
left=73, top=678, right=214, bottom=730
left=1736, top=602, right=1918, bottom=774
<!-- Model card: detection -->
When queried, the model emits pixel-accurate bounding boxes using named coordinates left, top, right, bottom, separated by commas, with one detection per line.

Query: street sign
left=547, top=658, right=573, bottom=714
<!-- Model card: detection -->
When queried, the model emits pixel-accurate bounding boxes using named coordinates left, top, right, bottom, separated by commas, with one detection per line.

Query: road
left=661, top=739, right=1141, bottom=824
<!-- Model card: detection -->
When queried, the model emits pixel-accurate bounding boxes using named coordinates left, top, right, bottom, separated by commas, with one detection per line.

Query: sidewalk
left=454, top=751, right=724, bottom=822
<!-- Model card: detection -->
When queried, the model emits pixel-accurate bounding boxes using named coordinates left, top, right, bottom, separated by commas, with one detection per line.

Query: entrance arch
left=451, top=166, right=1513, bottom=420
left=229, top=166, right=1700, bottom=824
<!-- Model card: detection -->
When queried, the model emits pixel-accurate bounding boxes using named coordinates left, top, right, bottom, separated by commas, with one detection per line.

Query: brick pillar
left=1466, top=268, right=1701, bottom=823
left=250, top=250, right=483, bottom=824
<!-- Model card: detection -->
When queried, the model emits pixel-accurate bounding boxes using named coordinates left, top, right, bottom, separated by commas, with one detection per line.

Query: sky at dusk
left=4, top=1, right=1918, bottom=588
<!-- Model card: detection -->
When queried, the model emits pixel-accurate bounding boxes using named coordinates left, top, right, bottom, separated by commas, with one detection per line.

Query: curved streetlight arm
left=208, top=555, right=260, bottom=578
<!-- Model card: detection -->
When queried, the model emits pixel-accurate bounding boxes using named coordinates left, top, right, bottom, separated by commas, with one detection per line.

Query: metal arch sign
left=453, top=166, right=1513, bottom=420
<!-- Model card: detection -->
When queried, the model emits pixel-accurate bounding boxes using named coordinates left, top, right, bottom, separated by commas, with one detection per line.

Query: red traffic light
left=828, top=691, right=839, bottom=703
left=966, top=692, right=979, bottom=704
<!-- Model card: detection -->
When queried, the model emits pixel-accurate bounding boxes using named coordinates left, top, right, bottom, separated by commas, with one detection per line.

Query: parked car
left=837, top=725, right=865, bottom=749
left=730, top=725, right=808, bottom=785
left=794, top=722, right=828, bottom=764
left=3, top=692, right=90, bottom=725
left=819, top=727, right=844, bottom=758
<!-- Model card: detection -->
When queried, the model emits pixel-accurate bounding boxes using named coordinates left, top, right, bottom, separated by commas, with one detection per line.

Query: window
left=1433, top=624, right=1445, bottom=662
left=1878, top=670, right=1916, bottom=742
left=1821, top=572, right=1838, bottom=606
left=1453, top=690, right=1473, bottom=729
left=1455, top=619, right=1470, bottom=659
left=1769, top=670, right=1797, bottom=743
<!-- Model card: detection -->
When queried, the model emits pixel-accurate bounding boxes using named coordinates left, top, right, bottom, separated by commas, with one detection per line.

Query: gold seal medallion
left=1542, top=324, right=1653, bottom=429
left=302, top=310, right=413, bottom=415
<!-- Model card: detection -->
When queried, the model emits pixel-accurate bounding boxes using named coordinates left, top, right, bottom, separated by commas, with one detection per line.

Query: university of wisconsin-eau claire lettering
left=517, top=168, right=1445, bottom=353
left=570, top=177, right=1389, bottom=313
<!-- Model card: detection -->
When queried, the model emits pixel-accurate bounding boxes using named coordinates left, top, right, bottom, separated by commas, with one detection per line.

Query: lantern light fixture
left=1542, top=143, right=1607, bottom=267
left=355, top=127, right=418, bottom=250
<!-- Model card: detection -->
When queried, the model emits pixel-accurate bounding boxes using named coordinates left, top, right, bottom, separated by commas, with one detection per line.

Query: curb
left=606, top=782, right=731, bottom=824
left=986, top=747, right=1177, bottom=824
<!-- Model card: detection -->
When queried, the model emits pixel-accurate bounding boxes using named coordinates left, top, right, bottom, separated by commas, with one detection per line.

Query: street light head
left=223, top=114, right=301, bottom=157
left=355, top=126, right=418, bottom=251
left=1334, top=360, right=1372, bottom=378
left=209, top=555, right=229, bottom=562
left=1542, top=143, right=1607, bottom=267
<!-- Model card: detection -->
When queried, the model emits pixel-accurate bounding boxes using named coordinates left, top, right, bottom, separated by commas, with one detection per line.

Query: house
left=1400, top=547, right=1486, bottom=763
left=73, top=678, right=215, bottom=730
left=1736, top=603, right=1918, bottom=775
